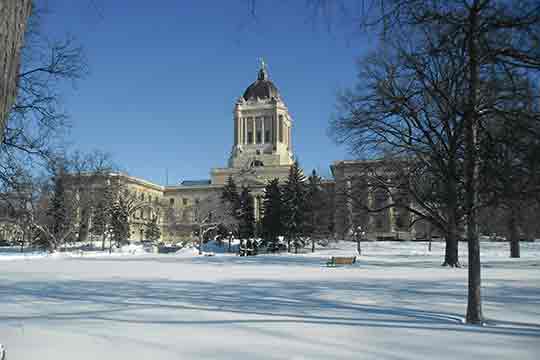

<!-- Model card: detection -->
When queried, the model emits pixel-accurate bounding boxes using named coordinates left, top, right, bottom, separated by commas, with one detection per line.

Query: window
left=256, top=131, right=262, bottom=143
left=247, top=131, right=253, bottom=143
left=183, top=198, right=188, bottom=206
left=265, top=130, right=270, bottom=143
left=169, top=198, right=174, bottom=206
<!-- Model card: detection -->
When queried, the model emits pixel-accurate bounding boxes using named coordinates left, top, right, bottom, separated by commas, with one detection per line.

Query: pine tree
left=144, top=216, right=161, bottom=241
left=237, top=186, right=254, bottom=239
left=109, top=195, right=130, bottom=250
left=46, top=164, right=69, bottom=249
left=282, top=161, right=308, bottom=253
left=221, top=175, right=240, bottom=230
left=306, top=169, right=326, bottom=252
left=90, top=199, right=109, bottom=250
left=90, top=187, right=113, bottom=251
left=222, top=176, right=239, bottom=209
left=261, top=178, right=283, bottom=252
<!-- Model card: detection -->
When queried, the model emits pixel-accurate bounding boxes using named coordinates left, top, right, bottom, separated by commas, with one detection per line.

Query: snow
left=1, top=240, right=539, bottom=359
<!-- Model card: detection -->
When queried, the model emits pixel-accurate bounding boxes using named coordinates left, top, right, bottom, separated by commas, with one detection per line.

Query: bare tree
left=1, top=7, right=87, bottom=198
left=331, top=29, right=468, bottom=267
left=184, top=194, right=238, bottom=255
left=479, top=79, right=540, bottom=257
left=322, top=0, right=540, bottom=324
left=64, top=150, right=115, bottom=242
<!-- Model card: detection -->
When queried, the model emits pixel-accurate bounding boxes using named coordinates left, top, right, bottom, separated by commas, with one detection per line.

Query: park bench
left=326, top=256, right=357, bottom=267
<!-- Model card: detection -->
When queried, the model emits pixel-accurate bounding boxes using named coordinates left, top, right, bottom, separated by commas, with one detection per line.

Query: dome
left=242, top=66, right=281, bottom=101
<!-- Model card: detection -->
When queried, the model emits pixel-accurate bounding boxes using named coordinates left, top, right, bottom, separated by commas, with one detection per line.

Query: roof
left=242, top=66, right=281, bottom=101
left=180, top=180, right=211, bottom=186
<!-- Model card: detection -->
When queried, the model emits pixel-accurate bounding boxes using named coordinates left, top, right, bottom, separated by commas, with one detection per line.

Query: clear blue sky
left=40, top=0, right=375, bottom=185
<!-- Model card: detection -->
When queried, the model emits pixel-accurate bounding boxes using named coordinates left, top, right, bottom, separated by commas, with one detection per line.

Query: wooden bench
left=326, top=256, right=357, bottom=267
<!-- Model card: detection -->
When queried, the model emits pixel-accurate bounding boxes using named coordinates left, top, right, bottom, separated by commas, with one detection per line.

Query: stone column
left=273, top=112, right=277, bottom=149
left=240, top=116, right=243, bottom=145
left=243, top=118, right=246, bottom=144
left=234, top=116, right=238, bottom=146
left=252, top=117, right=256, bottom=144
left=285, top=124, right=289, bottom=150
left=288, top=124, right=292, bottom=151
left=253, top=196, right=258, bottom=220
left=389, top=198, right=396, bottom=234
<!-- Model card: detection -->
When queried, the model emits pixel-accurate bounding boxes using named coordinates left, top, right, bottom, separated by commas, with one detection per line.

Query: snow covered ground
left=1, top=241, right=539, bottom=359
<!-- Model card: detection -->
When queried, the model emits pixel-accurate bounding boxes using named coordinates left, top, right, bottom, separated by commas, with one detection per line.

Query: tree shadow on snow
left=1, top=276, right=539, bottom=338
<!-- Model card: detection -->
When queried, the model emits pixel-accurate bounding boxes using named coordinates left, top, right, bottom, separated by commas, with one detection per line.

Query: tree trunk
left=465, top=2, right=483, bottom=325
left=443, top=230, right=459, bottom=267
left=443, top=167, right=460, bottom=267
left=0, top=0, right=32, bottom=142
left=508, top=208, right=520, bottom=258
left=101, top=233, right=106, bottom=251
left=312, top=237, right=315, bottom=253
left=466, top=228, right=482, bottom=324
left=443, top=212, right=459, bottom=267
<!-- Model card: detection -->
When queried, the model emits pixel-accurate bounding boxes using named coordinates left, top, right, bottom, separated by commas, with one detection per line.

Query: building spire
left=257, top=57, right=268, bottom=80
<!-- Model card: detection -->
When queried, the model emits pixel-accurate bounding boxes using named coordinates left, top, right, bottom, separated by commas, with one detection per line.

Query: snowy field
left=1, top=241, right=539, bottom=359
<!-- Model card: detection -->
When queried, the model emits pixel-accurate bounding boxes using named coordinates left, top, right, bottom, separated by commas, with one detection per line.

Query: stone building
left=84, top=62, right=420, bottom=243
left=331, top=160, right=430, bottom=241
left=0, top=62, right=419, bottom=243
left=87, top=62, right=299, bottom=242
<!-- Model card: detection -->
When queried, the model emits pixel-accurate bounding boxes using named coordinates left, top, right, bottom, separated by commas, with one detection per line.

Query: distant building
left=1, top=62, right=421, bottom=243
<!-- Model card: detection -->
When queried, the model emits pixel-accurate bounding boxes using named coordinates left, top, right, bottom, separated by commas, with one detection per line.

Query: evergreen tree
left=109, top=195, right=130, bottom=250
left=261, top=178, right=283, bottom=252
left=237, top=186, right=254, bottom=239
left=282, top=161, right=308, bottom=253
left=222, top=176, right=240, bottom=209
left=221, top=175, right=240, bottom=232
left=46, top=164, right=69, bottom=247
left=90, top=188, right=113, bottom=251
left=306, top=169, right=326, bottom=252
left=144, top=216, right=161, bottom=241
left=90, top=199, right=109, bottom=250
